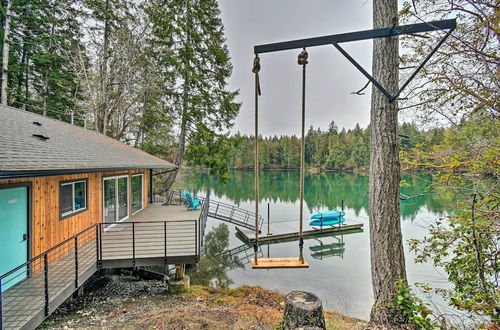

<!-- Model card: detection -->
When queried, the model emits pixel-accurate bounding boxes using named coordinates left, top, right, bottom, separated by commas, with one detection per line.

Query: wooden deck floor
left=128, top=203, right=201, bottom=222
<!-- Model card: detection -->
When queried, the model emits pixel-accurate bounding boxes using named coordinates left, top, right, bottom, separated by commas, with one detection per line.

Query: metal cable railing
left=207, top=200, right=264, bottom=231
left=0, top=216, right=206, bottom=329
left=0, top=225, right=98, bottom=330
left=99, top=220, right=198, bottom=264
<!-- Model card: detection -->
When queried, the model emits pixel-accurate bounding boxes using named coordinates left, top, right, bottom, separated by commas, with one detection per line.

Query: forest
left=226, top=121, right=446, bottom=170
left=0, top=0, right=498, bottom=328
left=0, top=0, right=239, bottom=182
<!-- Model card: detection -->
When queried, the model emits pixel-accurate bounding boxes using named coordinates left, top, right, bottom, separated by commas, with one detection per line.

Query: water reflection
left=186, top=170, right=455, bottom=320
left=189, top=223, right=244, bottom=288
left=186, top=170, right=453, bottom=220
left=309, top=236, right=345, bottom=260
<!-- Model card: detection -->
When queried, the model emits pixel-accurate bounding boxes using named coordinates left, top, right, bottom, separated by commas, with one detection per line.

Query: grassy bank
left=41, top=275, right=365, bottom=329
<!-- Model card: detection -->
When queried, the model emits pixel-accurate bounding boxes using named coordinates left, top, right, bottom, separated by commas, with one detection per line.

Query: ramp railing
left=207, top=200, right=264, bottom=231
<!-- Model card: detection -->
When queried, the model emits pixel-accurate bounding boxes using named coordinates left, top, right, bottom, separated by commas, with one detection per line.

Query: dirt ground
left=41, top=274, right=366, bottom=329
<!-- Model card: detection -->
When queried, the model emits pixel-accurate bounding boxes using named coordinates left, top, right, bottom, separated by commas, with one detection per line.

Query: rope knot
left=252, top=55, right=261, bottom=95
left=297, top=50, right=308, bottom=65
left=252, top=55, right=261, bottom=73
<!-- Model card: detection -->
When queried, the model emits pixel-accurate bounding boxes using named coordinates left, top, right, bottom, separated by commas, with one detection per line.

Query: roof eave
left=0, top=165, right=178, bottom=181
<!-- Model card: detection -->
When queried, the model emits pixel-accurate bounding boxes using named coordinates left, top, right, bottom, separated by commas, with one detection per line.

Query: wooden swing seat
left=251, top=257, right=309, bottom=269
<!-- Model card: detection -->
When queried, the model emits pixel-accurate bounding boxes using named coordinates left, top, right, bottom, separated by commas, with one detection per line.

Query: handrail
left=0, top=224, right=98, bottom=281
left=207, top=199, right=264, bottom=230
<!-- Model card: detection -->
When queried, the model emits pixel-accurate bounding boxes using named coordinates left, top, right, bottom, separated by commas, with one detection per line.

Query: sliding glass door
left=103, top=175, right=129, bottom=225
left=117, top=177, right=128, bottom=220
left=131, top=174, right=143, bottom=214
left=103, top=178, right=116, bottom=225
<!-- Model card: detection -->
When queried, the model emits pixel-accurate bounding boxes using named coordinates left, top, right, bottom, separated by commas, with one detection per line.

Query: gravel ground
left=40, top=272, right=365, bottom=329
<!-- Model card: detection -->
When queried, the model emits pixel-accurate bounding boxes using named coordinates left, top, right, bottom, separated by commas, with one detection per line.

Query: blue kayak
left=311, top=210, right=345, bottom=220
left=309, top=217, right=345, bottom=227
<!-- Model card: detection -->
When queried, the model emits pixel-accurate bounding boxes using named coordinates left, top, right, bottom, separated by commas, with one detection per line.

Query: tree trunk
left=369, top=0, right=407, bottom=326
left=164, top=0, right=191, bottom=191
left=163, top=82, right=188, bottom=190
left=43, top=20, right=55, bottom=116
left=281, top=291, right=326, bottom=330
left=99, top=0, right=110, bottom=133
left=1, top=0, right=11, bottom=105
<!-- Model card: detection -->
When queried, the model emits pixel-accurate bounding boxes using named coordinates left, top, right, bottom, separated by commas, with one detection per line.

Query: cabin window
left=60, top=179, right=87, bottom=219
left=131, top=174, right=143, bottom=215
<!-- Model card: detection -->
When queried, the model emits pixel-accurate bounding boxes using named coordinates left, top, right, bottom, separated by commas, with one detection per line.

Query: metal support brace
left=254, top=19, right=456, bottom=103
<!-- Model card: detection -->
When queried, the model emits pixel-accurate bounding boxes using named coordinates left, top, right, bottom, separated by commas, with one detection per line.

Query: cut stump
left=281, top=291, right=326, bottom=330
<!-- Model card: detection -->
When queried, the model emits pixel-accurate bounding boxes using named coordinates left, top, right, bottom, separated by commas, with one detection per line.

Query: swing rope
left=253, top=55, right=261, bottom=265
left=298, top=49, right=308, bottom=263
left=251, top=50, right=309, bottom=267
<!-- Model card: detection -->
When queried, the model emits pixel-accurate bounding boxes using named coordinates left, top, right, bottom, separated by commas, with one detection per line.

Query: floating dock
left=235, top=221, right=364, bottom=244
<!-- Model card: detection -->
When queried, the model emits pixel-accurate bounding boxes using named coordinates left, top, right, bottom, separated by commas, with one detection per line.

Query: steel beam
left=254, top=19, right=456, bottom=54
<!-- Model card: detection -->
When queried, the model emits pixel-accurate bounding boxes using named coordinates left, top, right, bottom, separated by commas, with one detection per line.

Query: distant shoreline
left=183, top=167, right=434, bottom=174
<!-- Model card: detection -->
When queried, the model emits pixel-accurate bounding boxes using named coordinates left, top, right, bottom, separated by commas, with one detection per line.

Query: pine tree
left=146, top=0, right=240, bottom=185
left=369, top=0, right=407, bottom=326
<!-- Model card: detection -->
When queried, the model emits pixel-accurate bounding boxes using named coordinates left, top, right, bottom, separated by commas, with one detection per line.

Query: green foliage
left=406, top=116, right=499, bottom=323
left=395, top=280, right=436, bottom=329
left=3, top=0, right=85, bottom=120
left=227, top=121, right=444, bottom=171
left=146, top=0, right=240, bottom=180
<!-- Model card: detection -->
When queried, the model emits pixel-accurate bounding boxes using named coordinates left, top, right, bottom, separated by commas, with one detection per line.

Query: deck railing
left=164, top=188, right=204, bottom=206
left=0, top=224, right=98, bottom=330
left=198, top=191, right=210, bottom=249
left=99, top=220, right=198, bottom=266
left=207, top=200, right=264, bottom=231
left=0, top=204, right=209, bottom=329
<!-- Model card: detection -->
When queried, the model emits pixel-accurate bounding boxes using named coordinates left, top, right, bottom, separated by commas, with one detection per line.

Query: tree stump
left=281, top=291, right=326, bottom=330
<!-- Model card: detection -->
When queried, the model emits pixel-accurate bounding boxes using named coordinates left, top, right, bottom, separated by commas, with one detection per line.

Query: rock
left=281, top=291, right=326, bottom=330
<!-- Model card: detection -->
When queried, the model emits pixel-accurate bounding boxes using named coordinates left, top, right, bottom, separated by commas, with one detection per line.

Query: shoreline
left=42, top=273, right=366, bottom=329
left=184, top=166, right=436, bottom=174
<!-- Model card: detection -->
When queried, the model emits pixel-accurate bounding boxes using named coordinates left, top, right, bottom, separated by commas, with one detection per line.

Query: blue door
left=0, top=187, right=29, bottom=291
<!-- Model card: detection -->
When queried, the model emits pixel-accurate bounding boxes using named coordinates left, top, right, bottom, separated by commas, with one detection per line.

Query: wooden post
left=281, top=291, right=326, bottom=330
left=267, top=202, right=270, bottom=235
left=168, top=264, right=189, bottom=293
left=174, top=264, right=185, bottom=280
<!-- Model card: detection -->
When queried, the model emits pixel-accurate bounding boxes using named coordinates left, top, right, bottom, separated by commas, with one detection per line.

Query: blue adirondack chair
left=183, top=190, right=201, bottom=210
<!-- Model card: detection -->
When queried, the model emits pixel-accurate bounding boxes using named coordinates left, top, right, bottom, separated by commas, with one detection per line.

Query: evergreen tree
left=146, top=0, right=240, bottom=185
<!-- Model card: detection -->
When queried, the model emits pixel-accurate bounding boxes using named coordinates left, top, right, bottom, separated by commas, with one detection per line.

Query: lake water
left=185, top=170, right=455, bottom=321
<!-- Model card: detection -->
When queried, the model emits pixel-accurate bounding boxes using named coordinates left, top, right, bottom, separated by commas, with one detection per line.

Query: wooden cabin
left=0, top=105, right=177, bottom=284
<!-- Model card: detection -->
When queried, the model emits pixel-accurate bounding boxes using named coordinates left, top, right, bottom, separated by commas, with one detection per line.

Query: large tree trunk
left=164, top=81, right=188, bottom=190
left=1, top=0, right=11, bottom=105
left=369, top=0, right=407, bottom=326
left=164, top=1, right=191, bottom=191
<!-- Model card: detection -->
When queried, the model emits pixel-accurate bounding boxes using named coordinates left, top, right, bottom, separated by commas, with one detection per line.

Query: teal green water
left=187, top=170, right=455, bottom=320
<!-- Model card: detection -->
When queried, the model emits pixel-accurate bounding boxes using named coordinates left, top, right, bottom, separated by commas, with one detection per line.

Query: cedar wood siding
left=1, top=169, right=149, bottom=258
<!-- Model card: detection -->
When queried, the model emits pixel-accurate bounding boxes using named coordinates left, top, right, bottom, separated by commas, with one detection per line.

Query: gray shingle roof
left=0, top=105, right=176, bottom=179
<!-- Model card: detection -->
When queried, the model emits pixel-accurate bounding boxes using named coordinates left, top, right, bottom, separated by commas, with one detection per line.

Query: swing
left=251, top=50, right=309, bottom=269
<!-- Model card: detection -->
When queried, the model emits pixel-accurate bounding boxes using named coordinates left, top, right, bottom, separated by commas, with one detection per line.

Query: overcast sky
left=218, top=0, right=375, bottom=136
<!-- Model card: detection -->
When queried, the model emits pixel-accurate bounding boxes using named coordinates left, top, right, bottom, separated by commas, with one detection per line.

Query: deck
left=0, top=201, right=208, bottom=330
left=236, top=220, right=364, bottom=244
left=100, top=203, right=202, bottom=268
